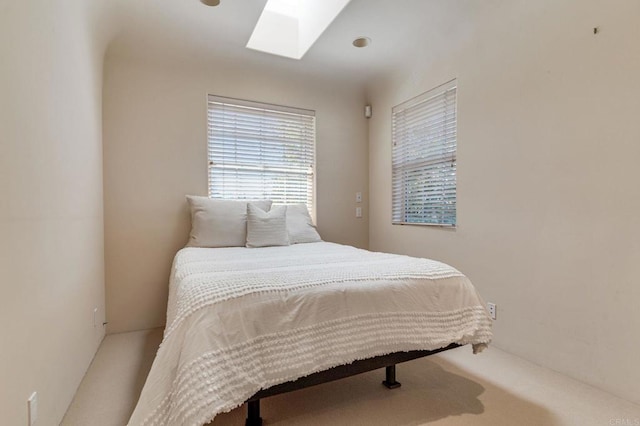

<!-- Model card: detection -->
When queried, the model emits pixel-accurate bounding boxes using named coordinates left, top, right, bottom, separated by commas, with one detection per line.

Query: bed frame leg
left=382, top=365, right=401, bottom=389
left=245, top=399, right=263, bottom=426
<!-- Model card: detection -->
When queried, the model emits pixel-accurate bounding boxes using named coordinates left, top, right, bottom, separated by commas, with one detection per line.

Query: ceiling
left=106, top=0, right=496, bottom=85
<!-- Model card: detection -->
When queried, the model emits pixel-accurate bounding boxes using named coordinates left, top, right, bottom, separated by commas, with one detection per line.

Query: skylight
left=247, top=0, right=352, bottom=60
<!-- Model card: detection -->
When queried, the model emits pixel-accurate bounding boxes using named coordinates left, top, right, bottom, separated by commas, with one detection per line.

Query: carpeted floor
left=61, top=329, right=640, bottom=426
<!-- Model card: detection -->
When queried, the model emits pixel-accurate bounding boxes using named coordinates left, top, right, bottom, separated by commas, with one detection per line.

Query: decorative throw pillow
left=246, top=204, right=290, bottom=248
left=185, top=196, right=272, bottom=247
left=286, top=204, right=322, bottom=244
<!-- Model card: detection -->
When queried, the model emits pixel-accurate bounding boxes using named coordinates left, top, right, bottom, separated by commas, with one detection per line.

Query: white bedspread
left=128, top=242, right=492, bottom=426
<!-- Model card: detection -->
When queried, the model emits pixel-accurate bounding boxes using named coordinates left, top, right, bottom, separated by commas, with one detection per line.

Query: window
left=392, top=79, right=457, bottom=226
left=207, top=95, right=315, bottom=209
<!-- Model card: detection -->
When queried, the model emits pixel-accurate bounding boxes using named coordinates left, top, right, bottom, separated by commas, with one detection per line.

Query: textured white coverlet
left=128, top=242, right=492, bottom=426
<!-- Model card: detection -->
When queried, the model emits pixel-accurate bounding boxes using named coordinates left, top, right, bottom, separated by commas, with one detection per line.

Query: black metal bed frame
left=243, top=343, right=461, bottom=426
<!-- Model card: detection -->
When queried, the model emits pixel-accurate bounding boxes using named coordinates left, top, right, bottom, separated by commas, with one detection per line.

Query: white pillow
left=186, top=196, right=272, bottom=247
left=286, top=204, right=322, bottom=244
left=246, top=204, right=290, bottom=248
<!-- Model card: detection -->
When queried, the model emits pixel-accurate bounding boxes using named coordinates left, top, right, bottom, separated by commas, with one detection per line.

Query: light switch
left=356, top=207, right=362, bottom=218
left=355, top=192, right=362, bottom=203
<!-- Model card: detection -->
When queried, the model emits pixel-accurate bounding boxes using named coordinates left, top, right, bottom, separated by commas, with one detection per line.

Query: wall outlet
left=355, top=192, right=362, bottom=203
left=487, top=302, right=497, bottom=320
left=28, top=392, right=37, bottom=425
left=355, top=207, right=362, bottom=218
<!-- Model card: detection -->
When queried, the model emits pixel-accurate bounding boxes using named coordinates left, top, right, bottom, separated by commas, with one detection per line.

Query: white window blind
left=392, top=79, right=457, bottom=226
left=207, top=95, right=316, bottom=208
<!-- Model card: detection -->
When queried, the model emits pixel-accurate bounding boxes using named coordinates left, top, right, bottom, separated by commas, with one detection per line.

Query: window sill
left=392, top=222, right=456, bottom=229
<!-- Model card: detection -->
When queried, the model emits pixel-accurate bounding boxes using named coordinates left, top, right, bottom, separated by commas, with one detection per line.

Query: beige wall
left=368, top=0, right=640, bottom=403
left=103, top=54, right=369, bottom=333
left=0, top=1, right=113, bottom=425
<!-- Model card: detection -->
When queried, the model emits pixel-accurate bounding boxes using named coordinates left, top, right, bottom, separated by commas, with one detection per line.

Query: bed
left=128, top=241, right=492, bottom=426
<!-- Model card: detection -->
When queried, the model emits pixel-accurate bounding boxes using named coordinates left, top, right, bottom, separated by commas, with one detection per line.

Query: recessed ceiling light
left=352, top=37, right=371, bottom=48
left=200, top=0, right=220, bottom=6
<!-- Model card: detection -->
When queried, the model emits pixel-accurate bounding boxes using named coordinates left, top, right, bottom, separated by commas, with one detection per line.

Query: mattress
left=128, top=242, right=492, bottom=426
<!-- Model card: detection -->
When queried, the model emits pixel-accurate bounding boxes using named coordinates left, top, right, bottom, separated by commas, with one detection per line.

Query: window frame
left=391, top=79, right=457, bottom=228
left=206, top=95, right=316, bottom=215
